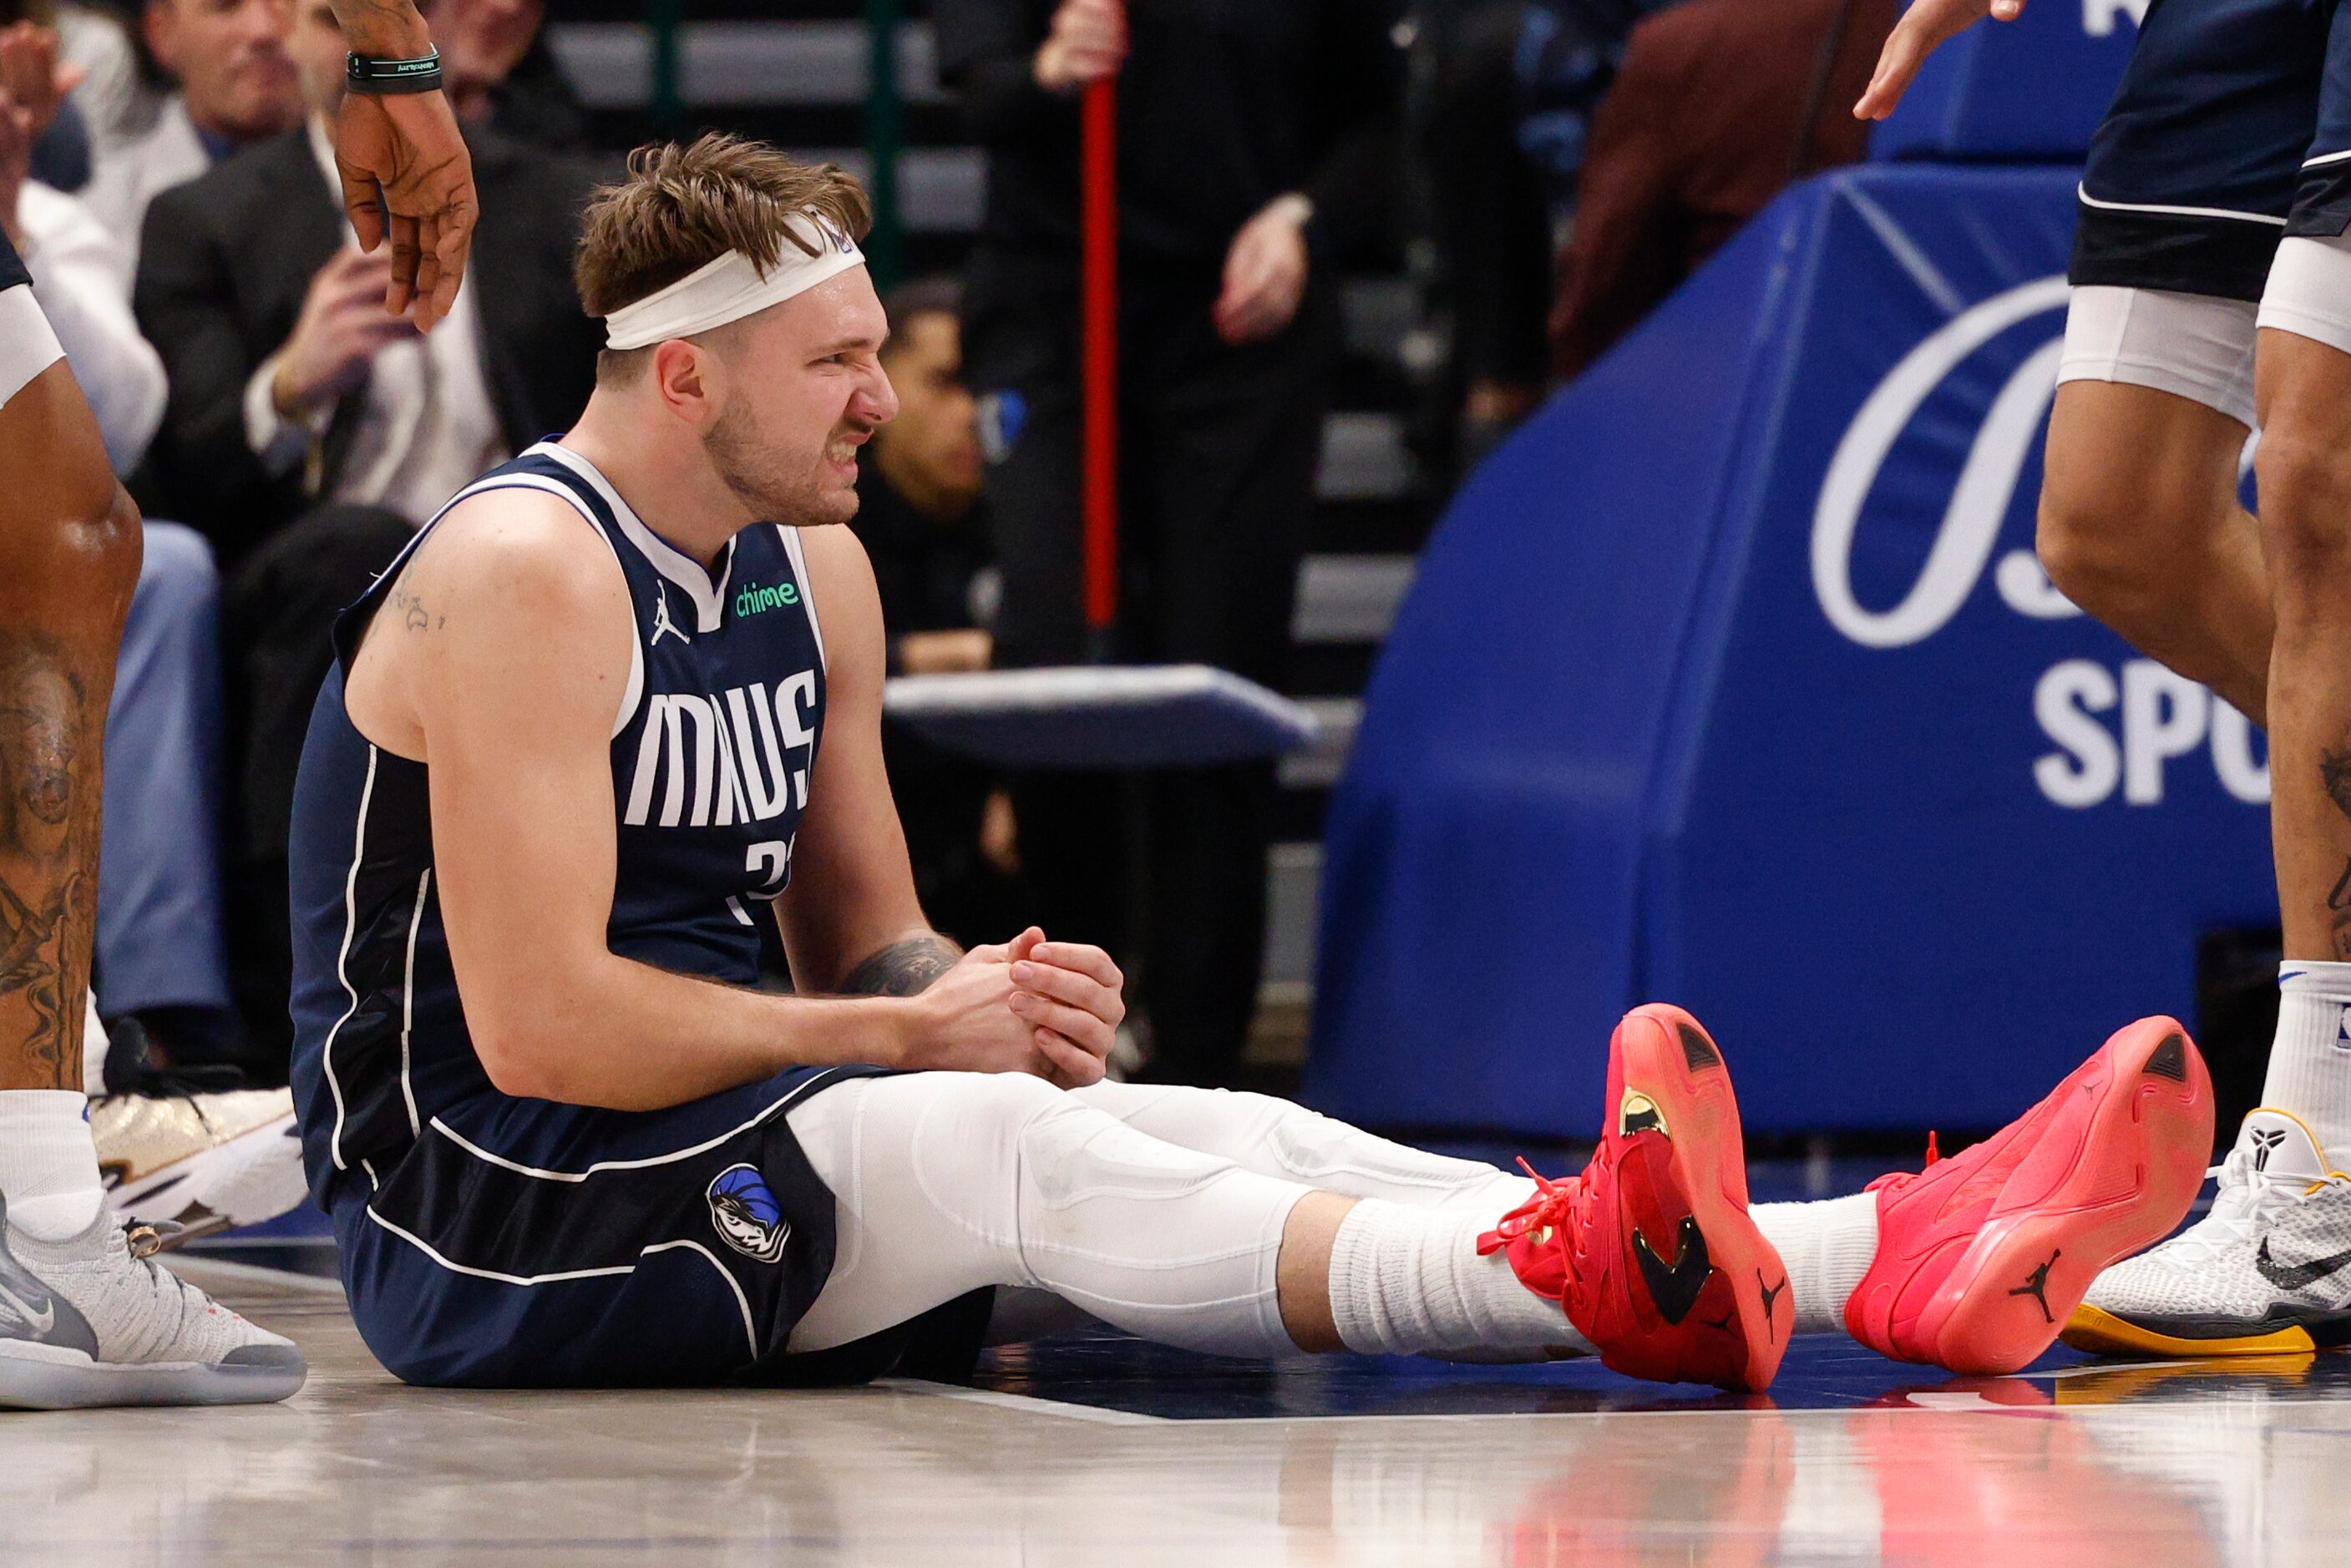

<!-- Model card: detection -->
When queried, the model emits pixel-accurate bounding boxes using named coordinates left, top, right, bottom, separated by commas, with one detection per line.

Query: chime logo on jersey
left=732, top=579, right=800, bottom=619
left=623, top=672, right=819, bottom=828
left=707, top=1164, right=789, bottom=1262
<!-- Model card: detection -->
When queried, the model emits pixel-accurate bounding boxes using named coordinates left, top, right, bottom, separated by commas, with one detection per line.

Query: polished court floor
left=7, top=1257, right=2351, bottom=1564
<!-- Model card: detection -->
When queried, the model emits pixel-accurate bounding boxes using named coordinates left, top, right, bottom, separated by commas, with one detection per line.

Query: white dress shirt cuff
left=0, top=283, right=64, bottom=411
left=244, top=352, right=327, bottom=477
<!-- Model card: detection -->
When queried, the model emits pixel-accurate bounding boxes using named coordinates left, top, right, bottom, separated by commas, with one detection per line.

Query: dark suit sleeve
left=1546, top=14, right=1693, bottom=379
left=1300, top=0, right=1407, bottom=268
left=929, top=0, right=1075, bottom=146
left=133, top=185, right=278, bottom=557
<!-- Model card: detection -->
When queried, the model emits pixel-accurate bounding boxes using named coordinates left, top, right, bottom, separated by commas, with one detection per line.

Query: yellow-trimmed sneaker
left=92, top=1087, right=308, bottom=1245
left=2065, top=1109, right=2351, bottom=1359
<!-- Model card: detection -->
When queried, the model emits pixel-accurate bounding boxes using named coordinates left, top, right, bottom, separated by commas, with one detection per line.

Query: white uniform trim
left=363, top=1206, right=640, bottom=1286
left=398, top=868, right=431, bottom=1137
left=2258, top=233, right=2351, bottom=359
left=642, top=1238, right=760, bottom=1355
left=536, top=443, right=736, bottom=635
left=428, top=467, right=646, bottom=739
left=2304, top=149, right=2351, bottom=170
left=778, top=525, right=826, bottom=671
left=321, top=746, right=381, bottom=1171
left=0, top=285, right=64, bottom=411
left=417, top=1069, right=844, bottom=1182
left=2077, top=185, right=2290, bottom=227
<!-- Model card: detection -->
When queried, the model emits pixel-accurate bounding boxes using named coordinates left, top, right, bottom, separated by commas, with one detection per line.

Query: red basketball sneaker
left=1844, top=1018, right=2214, bottom=1376
left=1478, top=1004, right=1790, bottom=1392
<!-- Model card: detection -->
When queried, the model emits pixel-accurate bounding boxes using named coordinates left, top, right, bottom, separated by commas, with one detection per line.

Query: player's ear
left=651, top=339, right=718, bottom=427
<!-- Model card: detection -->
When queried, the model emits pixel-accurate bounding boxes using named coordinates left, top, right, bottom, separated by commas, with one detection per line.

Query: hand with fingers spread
left=329, top=0, right=477, bottom=331
left=902, top=928, right=1112, bottom=1086
left=0, top=21, right=84, bottom=142
left=1853, top=0, right=2024, bottom=122
left=271, top=243, right=423, bottom=419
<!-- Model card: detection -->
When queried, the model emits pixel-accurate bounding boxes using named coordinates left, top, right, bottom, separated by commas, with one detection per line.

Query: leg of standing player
left=2038, top=373, right=2270, bottom=721
left=0, top=260, right=302, bottom=1409
left=0, top=310, right=135, bottom=1237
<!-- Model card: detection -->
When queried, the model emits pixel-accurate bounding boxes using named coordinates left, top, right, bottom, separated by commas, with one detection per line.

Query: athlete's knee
left=2256, top=419, right=2351, bottom=604
left=2035, top=464, right=2198, bottom=619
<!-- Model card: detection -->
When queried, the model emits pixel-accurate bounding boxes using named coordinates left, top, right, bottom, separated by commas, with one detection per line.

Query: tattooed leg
left=0, top=361, right=140, bottom=1094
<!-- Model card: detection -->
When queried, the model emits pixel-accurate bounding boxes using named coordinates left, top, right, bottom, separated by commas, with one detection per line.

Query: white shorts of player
left=2058, top=232, right=2351, bottom=429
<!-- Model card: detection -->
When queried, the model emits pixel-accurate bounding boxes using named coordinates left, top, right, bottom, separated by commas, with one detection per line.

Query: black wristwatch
left=346, top=48, right=444, bottom=95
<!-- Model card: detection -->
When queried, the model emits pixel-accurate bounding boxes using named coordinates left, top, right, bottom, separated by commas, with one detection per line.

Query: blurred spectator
left=132, top=0, right=601, bottom=1063
left=1547, top=0, right=1892, bottom=377
left=438, top=0, right=585, bottom=150
left=932, top=0, right=1406, bottom=1086
left=0, top=2, right=238, bottom=1069
left=1421, top=0, right=1669, bottom=458
left=80, top=0, right=299, bottom=270
left=56, top=2, right=170, bottom=173
left=858, top=277, right=1028, bottom=946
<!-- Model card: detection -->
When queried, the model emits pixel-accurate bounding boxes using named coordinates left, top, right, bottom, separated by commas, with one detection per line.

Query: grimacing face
left=697, top=267, right=899, bottom=529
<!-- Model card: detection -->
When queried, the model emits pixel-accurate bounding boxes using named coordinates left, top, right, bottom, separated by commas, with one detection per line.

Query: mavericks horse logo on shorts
left=707, top=1163, right=790, bottom=1262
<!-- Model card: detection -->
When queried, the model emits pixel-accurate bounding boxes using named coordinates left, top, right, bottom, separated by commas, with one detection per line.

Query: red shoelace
left=1477, top=1155, right=1593, bottom=1257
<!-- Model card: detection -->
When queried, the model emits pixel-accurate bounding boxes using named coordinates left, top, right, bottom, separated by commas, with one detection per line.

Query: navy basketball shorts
left=2059, top=0, right=2351, bottom=422
left=2074, top=0, right=2349, bottom=300
left=330, top=1064, right=985, bottom=1388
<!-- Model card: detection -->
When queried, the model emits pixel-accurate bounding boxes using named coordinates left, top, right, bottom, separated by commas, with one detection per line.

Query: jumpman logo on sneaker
left=1757, top=1271, right=1787, bottom=1335
left=650, top=585, right=688, bottom=646
left=0, top=1279, right=56, bottom=1338
left=2008, top=1248, right=2060, bottom=1324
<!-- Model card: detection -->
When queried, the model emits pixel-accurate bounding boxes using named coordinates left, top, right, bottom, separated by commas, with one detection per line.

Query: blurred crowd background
left=4, top=0, right=1894, bottom=1093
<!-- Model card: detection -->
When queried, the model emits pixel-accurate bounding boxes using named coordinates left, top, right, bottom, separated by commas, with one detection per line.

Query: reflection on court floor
left=4, top=1258, right=2348, bottom=1564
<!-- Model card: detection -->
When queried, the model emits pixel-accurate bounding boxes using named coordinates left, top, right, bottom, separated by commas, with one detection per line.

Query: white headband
left=601, top=212, right=865, bottom=352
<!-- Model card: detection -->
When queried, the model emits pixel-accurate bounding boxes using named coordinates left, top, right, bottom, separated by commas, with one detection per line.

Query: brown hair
left=575, top=134, right=874, bottom=372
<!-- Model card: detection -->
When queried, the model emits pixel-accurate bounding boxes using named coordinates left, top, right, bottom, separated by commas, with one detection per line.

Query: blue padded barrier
left=1868, top=0, right=2138, bottom=163
left=1306, top=164, right=2272, bottom=1138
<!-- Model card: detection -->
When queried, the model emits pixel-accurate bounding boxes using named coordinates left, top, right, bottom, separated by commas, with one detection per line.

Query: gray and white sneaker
left=0, top=1194, right=307, bottom=1409
left=2064, top=1109, right=2351, bottom=1358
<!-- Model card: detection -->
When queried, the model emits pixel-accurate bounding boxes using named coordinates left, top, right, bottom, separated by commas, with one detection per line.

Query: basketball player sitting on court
left=278, top=135, right=2217, bottom=1393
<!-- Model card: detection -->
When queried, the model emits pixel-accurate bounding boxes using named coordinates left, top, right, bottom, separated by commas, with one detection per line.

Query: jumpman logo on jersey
left=651, top=584, right=689, bottom=647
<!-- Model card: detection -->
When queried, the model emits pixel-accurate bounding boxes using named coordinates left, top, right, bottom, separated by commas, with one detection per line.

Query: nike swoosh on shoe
left=2254, top=1238, right=2351, bottom=1292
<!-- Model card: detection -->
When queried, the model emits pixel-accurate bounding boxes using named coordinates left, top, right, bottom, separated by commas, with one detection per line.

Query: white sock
left=1752, top=1192, right=1879, bottom=1336
left=1325, top=1198, right=1595, bottom=1359
left=2269, top=961, right=2351, bottom=1165
left=0, top=1090, right=105, bottom=1241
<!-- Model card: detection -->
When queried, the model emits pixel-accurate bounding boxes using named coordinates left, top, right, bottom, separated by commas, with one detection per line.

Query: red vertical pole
left=1080, top=77, right=1119, bottom=645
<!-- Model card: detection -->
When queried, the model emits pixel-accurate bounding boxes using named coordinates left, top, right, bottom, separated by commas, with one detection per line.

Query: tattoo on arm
left=389, top=588, right=441, bottom=633
left=840, top=934, right=961, bottom=997
left=0, top=634, right=94, bottom=1089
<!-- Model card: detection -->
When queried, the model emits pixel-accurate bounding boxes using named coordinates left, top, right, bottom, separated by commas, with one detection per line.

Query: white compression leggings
left=781, top=1074, right=1534, bottom=1356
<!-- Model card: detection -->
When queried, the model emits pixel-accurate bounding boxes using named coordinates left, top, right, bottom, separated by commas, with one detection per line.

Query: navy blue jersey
left=287, top=442, right=830, bottom=1209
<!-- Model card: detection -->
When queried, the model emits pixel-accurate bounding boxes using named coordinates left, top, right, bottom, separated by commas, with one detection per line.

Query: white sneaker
left=93, top=1085, right=309, bottom=1243
left=2064, top=1109, right=2351, bottom=1358
left=0, top=1196, right=307, bottom=1409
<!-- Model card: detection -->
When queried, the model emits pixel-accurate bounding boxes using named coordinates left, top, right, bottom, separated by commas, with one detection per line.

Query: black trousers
left=968, top=262, right=1335, bottom=1085
left=221, top=503, right=414, bottom=1070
